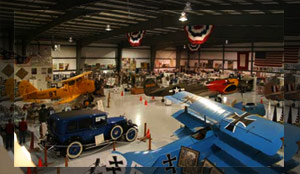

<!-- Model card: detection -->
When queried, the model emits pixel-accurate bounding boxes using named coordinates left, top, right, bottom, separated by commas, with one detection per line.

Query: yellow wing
left=61, top=71, right=92, bottom=83
left=55, top=94, right=81, bottom=105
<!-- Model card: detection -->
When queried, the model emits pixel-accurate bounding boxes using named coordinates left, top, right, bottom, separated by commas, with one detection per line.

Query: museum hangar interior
left=0, top=0, right=300, bottom=174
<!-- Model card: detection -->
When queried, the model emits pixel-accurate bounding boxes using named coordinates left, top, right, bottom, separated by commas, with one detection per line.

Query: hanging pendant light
left=105, top=24, right=112, bottom=31
left=179, top=12, right=187, bottom=22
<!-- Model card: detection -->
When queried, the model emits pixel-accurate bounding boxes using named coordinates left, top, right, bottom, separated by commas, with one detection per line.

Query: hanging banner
left=187, top=44, right=200, bottom=52
left=237, top=52, right=249, bottom=71
left=184, top=25, right=214, bottom=44
left=127, top=30, right=146, bottom=47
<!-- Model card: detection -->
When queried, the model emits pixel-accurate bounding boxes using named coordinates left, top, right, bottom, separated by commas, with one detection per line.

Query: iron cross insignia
left=162, top=154, right=177, bottom=173
left=224, top=112, right=256, bottom=133
left=106, top=156, right=123, bottom=174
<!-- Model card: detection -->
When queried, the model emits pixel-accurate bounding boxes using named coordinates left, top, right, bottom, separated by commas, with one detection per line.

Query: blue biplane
left=103, top=91, right=299, bottom=174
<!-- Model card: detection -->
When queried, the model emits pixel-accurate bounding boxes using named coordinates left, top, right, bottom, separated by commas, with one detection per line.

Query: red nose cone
left=207, top=79, right=228, bottom=93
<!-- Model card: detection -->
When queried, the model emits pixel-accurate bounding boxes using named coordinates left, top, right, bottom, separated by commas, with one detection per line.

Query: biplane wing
left=104, top=91, right=299, bottom=173
left=166, top=91, right=283, bottom=156
left=60, top=71, right=92, bottom=83
left=56, top=94, right=81, bottom=105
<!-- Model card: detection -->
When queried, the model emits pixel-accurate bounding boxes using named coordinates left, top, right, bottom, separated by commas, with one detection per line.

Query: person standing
left=18, top=118, right=27, bottom=145
left=5, top=119, right=14, bottom=150
left=39, top=104, right=48, bottom=139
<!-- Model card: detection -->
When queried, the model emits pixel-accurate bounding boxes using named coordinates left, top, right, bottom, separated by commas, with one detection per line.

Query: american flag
left=254, top=51, right=283, bottom=67
left=284, top=46, right=299, bottom=63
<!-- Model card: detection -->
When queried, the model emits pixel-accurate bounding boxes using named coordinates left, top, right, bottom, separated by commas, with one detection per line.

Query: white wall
left=122, top=48, right=150, bottom=58
left=51, top=46, right=76, bottom=57
left=81, top=47, right=116, bottom=58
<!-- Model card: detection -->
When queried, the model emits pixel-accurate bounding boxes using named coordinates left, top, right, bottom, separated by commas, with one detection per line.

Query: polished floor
left=6, top=88, right=300, bottom=171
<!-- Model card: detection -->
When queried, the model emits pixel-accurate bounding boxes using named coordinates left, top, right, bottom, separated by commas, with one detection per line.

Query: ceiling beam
left=49, top=0, right=102, bottom=11
left=81, top=13, right=283, bottom=46
left=23, top=9, right=99, bottom=44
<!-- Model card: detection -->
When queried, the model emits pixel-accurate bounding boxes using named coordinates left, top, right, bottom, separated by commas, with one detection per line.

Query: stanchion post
left=57, top=167, right=60, bottom=174
left=107, top=92, right=110, bottom=108
left=65, top=155, right=68, bottom=167
left=44, top=145, right=48, bottom=167
left=144, top=123, right=147, bottom=137
left=148, top=134, right=152, bottom=151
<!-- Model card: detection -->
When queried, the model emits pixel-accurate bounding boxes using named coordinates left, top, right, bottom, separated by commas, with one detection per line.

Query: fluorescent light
left=105, top=24, right=112, bottom=31
left=179, top=12, right=187, bottom=22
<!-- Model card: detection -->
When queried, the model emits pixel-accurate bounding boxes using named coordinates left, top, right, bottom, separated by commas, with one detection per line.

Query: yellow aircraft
left=18, top=71, right=95, bottom=105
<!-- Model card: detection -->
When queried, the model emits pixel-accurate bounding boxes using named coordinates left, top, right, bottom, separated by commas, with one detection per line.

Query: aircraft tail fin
left=18, top=80, right=38, bottom=97
left=143, top=79, right=159, bottom=96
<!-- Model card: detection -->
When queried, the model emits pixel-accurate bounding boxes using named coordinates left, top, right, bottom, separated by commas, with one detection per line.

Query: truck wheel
left=125, top=127, right=138, bottom=142
left=110, top=125, right=123, bottom=140
left=66, top=141, right=83, bottom=159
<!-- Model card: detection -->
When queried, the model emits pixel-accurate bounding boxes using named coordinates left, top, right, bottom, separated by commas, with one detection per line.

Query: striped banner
left=254, top=51, right=283, bottom=67
left=187, top=44, right=200, bottom=52
left=284, top=46, right=299, bottom=63
left=184, top=25, right=214, bottom=45
left=127, top=30, right=146, bottom=47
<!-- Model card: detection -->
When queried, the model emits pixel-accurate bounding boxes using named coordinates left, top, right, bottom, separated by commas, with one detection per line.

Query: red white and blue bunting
left=184, top=25, right=214, bottom=45
left=187, top=44, right=200, bottom=52
left=127, top=30, right=146, bottom=47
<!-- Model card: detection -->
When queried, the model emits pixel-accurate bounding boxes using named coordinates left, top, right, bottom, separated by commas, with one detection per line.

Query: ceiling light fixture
left=105, top=24, right=112, bottom=31
left=179, top=12, right=187, bottom=22
left=184, top=2, right=192, bottom=11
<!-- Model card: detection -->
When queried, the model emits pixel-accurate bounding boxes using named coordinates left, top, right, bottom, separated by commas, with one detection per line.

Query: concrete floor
left=8, top=88, right=300, bottom=172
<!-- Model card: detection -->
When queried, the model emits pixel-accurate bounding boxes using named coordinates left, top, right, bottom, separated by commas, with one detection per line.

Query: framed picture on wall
left=31, top=68, right=37, bottom=75
left=48, top=68, right=52, bottom=74
left=207, top=60, right=214, bottom=69
left=53, top=63, right=58, bottom=70
left=59, top=63, right=64, bottom=70
left=228, top=60, right=234, bottom=70
left=41, top=68, right=47, bottom=74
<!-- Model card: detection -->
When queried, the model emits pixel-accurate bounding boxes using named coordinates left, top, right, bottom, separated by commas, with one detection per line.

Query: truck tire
left=66, top=141, right=83, bottom=159
left=110, top=125, right=123, bottom=140
left=125, top=127, right=138, bottom=142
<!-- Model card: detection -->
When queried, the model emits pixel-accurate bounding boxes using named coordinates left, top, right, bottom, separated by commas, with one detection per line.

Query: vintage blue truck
left=46, top=110, right=138, bottom=158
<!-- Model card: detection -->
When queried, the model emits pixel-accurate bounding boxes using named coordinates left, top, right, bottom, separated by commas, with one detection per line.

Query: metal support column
left=251, top=42, right=254, bottom=75
left=21, top=39, right=27, bottom=56
left=150, top=46, right=156, bottom=72
left=76, top=41, right=82, bottom=74
left=116, top=43, right=122, bottom=72
left=176, top=46, right=181, bottom=70
left=222, top=43, right=225, bottom=73
left=187, top=49, right=190, bottom=71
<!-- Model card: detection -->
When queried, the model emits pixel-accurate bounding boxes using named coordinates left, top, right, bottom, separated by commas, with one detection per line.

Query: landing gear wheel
left=66, top=141, right=83, bottom=159
left=110, top=125, right=123, bottom=140
left=215, top=97, right=222, bottom=103
left=125, top=127, right=138, bottom=142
